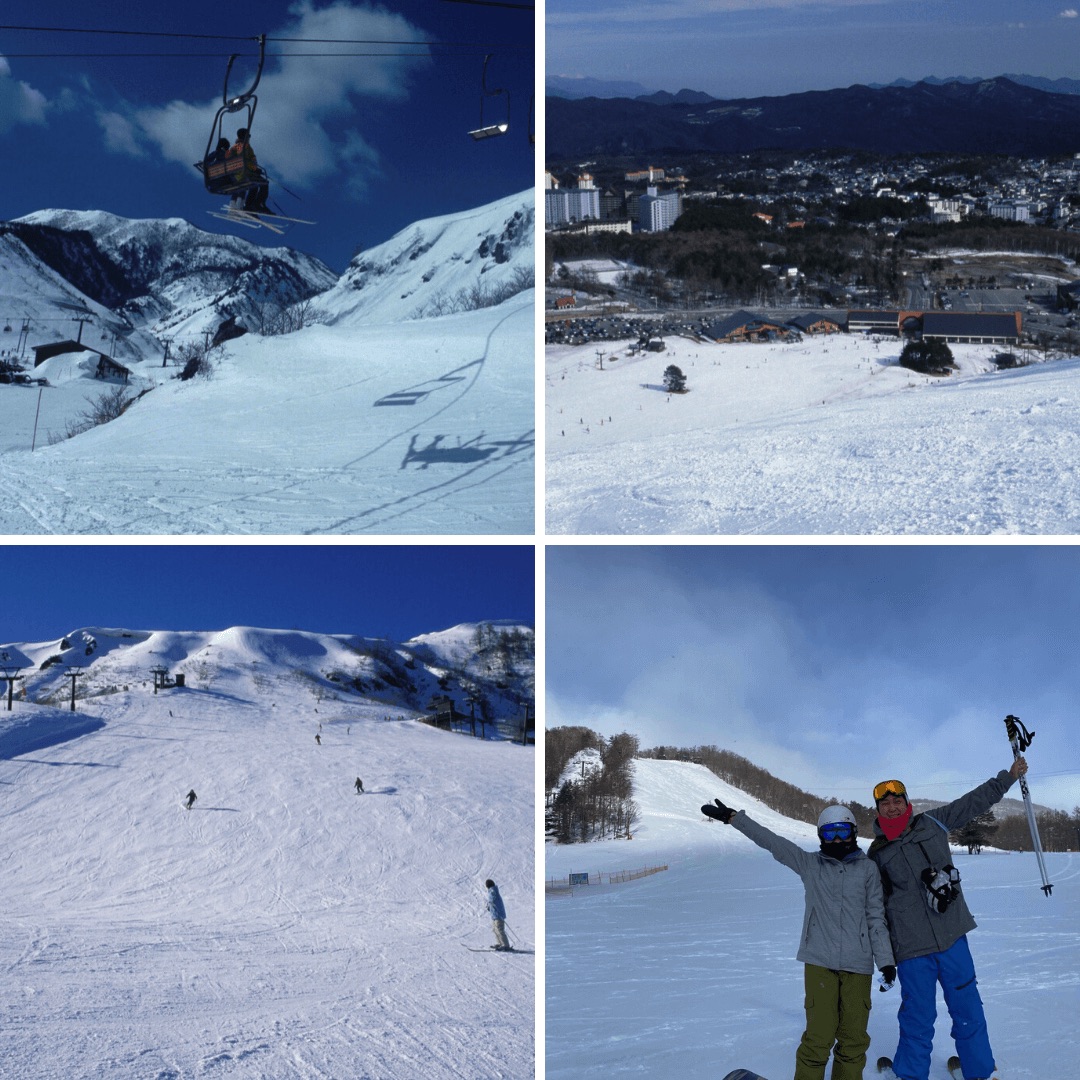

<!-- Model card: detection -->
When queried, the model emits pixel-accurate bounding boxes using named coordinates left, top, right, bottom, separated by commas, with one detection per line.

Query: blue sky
left=1, top=0, right=534, bottom=270
left=0, top=543, right=534, bottom=644
left=547, top=545, right=1080, bottom=812
left=547, top=0, right=1080, bottom=100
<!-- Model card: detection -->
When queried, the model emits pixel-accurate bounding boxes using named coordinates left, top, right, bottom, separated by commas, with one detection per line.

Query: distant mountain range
left=547, top=75, right=1080, bottom=159
left=546, top=72, right=1080, bottom=101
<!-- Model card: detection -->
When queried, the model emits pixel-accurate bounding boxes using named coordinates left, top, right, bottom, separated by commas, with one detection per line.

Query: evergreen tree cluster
left=546, top=728, right=641, bottom=844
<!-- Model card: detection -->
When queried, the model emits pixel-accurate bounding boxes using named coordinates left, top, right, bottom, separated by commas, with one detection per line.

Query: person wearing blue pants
left=868, top=758, right=1027, bottom=1080
left=894, top=935, right=992, bottom=1080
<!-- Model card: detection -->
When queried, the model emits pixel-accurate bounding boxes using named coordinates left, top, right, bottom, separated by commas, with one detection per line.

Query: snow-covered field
left=546, top=758, right=1079, bottom=1079
left=0, top=627, right=534, bottom=1078
left=545, top=332, right=1080, bottom=534
left=0, top=294, right=533, bottom=534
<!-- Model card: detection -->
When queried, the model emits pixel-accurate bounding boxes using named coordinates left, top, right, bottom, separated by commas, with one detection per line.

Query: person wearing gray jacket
left=867, top=757, right=1026, bottom=1080
left=703, top=798, right=895, bottom=1080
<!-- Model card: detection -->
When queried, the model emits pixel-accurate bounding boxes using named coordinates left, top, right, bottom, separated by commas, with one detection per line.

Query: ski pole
left=1003, top=715, right=1053, bottom=896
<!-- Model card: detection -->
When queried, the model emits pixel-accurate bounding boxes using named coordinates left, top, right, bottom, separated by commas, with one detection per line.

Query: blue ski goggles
left=819, top=821, right=856, bottom=843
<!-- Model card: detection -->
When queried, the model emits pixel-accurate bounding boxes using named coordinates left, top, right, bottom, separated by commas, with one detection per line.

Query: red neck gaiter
left=877, top=803, right=913, bottom=841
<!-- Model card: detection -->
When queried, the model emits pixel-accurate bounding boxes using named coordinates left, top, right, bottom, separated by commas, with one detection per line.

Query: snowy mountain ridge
left=5, top=211, right=337, bottom=350
left=3, top=189, right=533, bottom=360
left=2, top=621, right=534, bottom=724
left=310, top=190, right=534, bottom=325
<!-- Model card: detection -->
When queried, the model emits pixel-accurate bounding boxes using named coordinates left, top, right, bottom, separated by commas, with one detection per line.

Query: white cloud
left=0, top=56, right=49, bottom=134
left=1060, top=8, right=1079, bottom=17
left=128, top=1, right=431, bottom=191
left=97, top=110, right=148, bottom=158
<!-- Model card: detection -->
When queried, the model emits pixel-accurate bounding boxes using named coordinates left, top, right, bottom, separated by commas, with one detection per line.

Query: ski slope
left=0, top=628, right=534, bottom=1079
left=546, top=758, right=1079, bottom=1079
left=545, top=332, right=1080, bottom=534
left=0, top=294, right=533, bottom=534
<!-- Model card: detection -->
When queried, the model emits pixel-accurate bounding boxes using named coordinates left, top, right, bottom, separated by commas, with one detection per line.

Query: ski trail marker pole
left=1003, top=714, right=1053, bottom=896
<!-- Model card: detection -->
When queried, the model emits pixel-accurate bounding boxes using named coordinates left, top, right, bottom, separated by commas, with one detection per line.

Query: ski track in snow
left=545, top=333, right=1080, bottom=534
left=0, top=664, right=534, bottom=1078
left=546, top=760, right=1080, bottom=1080
left=0, top=297, right=533, bottom=535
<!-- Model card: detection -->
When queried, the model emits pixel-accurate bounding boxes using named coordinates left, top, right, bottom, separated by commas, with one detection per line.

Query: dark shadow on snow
left=0, top=714, right=107, bottom=760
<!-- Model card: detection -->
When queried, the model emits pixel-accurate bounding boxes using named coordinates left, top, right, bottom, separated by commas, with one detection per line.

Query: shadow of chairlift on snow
left=400, top=430, right=534, bottom=470
left=373, top=359, right=479, bottom=407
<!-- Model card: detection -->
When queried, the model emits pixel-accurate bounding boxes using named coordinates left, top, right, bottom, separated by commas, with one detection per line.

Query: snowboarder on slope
left=185, top=789, right=197, bottom=810
left=355, top=777, right=364, bottom=794
left=702, top=798, right=894, bottom=1080
left=867, top=757, right=1026, bottom=1080
left=485, top=879, right=510, bottom=951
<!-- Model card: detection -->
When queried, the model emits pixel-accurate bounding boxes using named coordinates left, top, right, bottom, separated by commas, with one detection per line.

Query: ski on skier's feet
left=946, top=1055, right=998, bottom=1080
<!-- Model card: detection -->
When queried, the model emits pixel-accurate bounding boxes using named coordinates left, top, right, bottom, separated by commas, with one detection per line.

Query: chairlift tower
left=0, top=666, right=25, bottom=711
left=150, top=665, right=170, bottom=694
left=63, top=668, right=85, bottom=712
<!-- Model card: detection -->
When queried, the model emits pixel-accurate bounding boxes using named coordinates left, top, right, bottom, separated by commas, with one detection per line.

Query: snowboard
left=721, top=1071, right=769, bottom=1080
left=876, top=1057, right=897, bottom=1079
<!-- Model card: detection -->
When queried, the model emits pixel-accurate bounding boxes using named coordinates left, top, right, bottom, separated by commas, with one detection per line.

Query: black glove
left=701, top=798, right=736, bottom=824
left=878, top=965, right=896, bottom=991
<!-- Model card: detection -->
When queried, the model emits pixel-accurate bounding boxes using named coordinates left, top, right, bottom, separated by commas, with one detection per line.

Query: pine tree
left=663, top=364, right=687, bottom=393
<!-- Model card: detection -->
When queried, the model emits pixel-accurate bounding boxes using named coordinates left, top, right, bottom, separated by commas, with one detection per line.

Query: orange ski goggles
left=873, top=779, right=908, bottom=802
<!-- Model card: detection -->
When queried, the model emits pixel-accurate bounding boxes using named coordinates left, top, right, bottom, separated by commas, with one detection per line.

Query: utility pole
left=72, top=316, right=92, bottom=344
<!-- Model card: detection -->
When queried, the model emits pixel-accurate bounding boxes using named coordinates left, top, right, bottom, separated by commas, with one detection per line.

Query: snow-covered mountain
left=0, top=191, right=535, bottom=534
left=2, top=621, right=533, bottom=726
left=310, top=190, right=534, bottom=325
left=0, top=621, right=535, bottom=1078
left=5, top=211, right=337, bottom=349
left=3, top=189, right=533, bottom=358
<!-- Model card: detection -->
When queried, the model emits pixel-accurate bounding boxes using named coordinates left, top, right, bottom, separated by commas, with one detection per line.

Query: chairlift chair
left=468, top=54, right=509, bottom=140
left=195, top=35, right=267, bottom=199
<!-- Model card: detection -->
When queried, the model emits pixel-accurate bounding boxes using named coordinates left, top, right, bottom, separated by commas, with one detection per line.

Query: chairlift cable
left=0, top=24, right=529, bottom=48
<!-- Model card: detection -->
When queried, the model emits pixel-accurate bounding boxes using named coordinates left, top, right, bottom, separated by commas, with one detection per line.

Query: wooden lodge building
left=700, top=308, right=1020, bottom=346
left=31, top=340, right=132, bottom=382
left=848, top=309, right=1022, bottom=345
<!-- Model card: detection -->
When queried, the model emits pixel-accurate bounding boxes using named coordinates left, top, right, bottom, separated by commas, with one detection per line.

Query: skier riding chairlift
left=196, top=35, right=266, bottom=200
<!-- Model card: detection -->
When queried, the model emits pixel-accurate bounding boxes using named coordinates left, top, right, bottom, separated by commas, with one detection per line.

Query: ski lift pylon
left=468, top=54, right=509, bottom=140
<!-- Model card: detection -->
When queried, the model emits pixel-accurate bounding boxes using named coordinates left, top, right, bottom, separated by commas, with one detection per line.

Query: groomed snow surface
left=546, top=332, right=1080, bottom=534
left=0, top=295, right=533, bottom=534
left=546, top=758, right=1079, bottom=1079
left=1, top=637, right=534, bottom=1078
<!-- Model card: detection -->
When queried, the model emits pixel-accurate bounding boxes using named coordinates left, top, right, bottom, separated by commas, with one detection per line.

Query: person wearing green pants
left=702, top=798, right=896, bottom=1080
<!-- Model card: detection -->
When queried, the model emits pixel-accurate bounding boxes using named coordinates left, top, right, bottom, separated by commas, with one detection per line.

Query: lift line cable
left=0, top=25, right=528, bottom=49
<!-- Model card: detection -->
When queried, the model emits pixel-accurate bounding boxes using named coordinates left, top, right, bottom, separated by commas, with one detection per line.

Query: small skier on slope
left=185, top=789, right=197, bottom=810
left=702, top=797, right=894, bottom=1080
left=355, top=777, right=364, bottom=794
left=485, top=879, right=510, bottom=951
